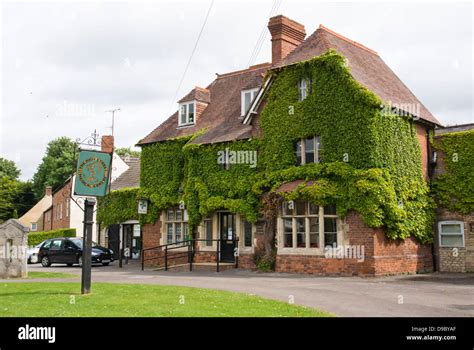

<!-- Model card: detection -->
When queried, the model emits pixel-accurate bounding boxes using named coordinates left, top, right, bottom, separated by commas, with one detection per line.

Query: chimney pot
left=268, top=15, right=306, bottom=64
left=45, top=186, right=52, bottom=196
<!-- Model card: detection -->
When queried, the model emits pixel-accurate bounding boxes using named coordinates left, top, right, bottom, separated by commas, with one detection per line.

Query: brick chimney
left=268, top=15, right=306, bottom=64
left=45, top=186, right=52, bottom=196
left=101, top=135, right=114, bottom=153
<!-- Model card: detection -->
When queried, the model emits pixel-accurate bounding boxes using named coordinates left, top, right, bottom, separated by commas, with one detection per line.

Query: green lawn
left=28, top=272, right=78, bottom=279
left=0, top=282, right=332, bottom=317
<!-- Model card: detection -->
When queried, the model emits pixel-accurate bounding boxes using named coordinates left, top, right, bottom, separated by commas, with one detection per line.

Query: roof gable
left=276, top=25, right=440, bottom=125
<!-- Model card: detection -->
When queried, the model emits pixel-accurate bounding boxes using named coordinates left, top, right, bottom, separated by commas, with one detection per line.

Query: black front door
left=108, top=224, right=120, bottom=260
left=219, top=213, right=236, bottom=262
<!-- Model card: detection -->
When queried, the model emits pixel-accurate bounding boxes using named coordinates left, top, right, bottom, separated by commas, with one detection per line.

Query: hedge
left=28, top=228, right=76, bottom=246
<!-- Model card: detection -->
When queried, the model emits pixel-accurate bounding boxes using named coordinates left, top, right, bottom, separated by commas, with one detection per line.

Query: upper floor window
left=438, top=221, right=464, bottom=247
left=298, top=78, right=311, bottom=101
left=295, top=136, right=322, bottom=165
left=179, top=101, right=195, bottom=126
left=31, top=223, right=37, bottom=231
left=241, top=88, right=259, bottom=117
left=165, top=208, right=189, bottom=244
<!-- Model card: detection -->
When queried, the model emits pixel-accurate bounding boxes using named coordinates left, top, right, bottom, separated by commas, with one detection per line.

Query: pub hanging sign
left=74, top=150, right=112, bottom=197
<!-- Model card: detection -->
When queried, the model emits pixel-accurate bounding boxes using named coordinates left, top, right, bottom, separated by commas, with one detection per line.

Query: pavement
left=4, top=262, right=474, bottom=317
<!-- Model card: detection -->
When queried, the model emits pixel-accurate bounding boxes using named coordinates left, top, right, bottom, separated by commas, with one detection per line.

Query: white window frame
left=66, top=200, right=69, bottom=217
left=178, top=101, right=196, bottom=127
left=241, top=88, right=259, bottom=117
left=295, top=136, right=322, bottom=165
left=298, top=78, right=310, bottom=101
left=438, top=221, right=465, bottom=248
left=241, top=219, right=254, bottom=251
left=59, top=202, right=63, bottom=219
left=164, top=208, right=189, bottom=244
left=279, top=201, right=340, bottom=255
left=31, top=223, right=37, bottom=231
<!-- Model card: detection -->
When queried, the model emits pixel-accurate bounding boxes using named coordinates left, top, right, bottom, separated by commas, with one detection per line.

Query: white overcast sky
left=1, top=0, right=472, bottom=181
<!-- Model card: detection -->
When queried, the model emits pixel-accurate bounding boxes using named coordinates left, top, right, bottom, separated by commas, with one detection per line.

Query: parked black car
left=38, top=237, right=114, bottom=267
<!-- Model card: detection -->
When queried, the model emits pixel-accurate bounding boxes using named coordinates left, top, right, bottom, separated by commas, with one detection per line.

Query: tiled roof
left=276, top=25, right=440, bottom=125
left=110, top=159, right=140, bottom=190
left=139, top=23, right=440, bottom=147
left=435, top=123, right=474, bottom=135
left=138, top=63, right=270, bottom=145
left=178, top=86, right=211, bottom=103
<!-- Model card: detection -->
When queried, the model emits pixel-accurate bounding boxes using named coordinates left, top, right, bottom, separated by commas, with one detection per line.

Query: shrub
left=28, top=228, right=76, bottom=246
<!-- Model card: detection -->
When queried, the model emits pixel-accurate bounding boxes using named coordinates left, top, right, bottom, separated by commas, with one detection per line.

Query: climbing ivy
left=97, top=188, right=139, bottom=226
left=432, top=129, right=474, bottom=214
left=257, top=50, right=434, bottom=242
left=183, top=139, right=260, bottom=229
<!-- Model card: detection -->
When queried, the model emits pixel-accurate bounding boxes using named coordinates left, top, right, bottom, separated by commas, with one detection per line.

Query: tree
left=0, top=157, right=21, bottom=180
left=15, top=181, right=37, bottom=217
left=32, top=137, right=79, bottom=199
left=115, top=147, right=141, bottom=158
left=0, top=176, right=21, bottom=222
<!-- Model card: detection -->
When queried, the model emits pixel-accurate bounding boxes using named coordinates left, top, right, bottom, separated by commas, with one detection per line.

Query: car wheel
left=41, top=256, right=51, bottom=267
left=102, top=262, right=110, bottom=266
left=78, top=256, right=83, bottom=267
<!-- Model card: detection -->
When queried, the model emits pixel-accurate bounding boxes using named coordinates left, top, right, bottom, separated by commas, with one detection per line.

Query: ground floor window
left=281, top=201, right=338, bottom=249
left=438, top=221, right=464, bottom=247
left=243, top=220, right=253, bottom=247
left=204, top=216, right=213, bottom=246
left=165, top=208, right=189, bottom=244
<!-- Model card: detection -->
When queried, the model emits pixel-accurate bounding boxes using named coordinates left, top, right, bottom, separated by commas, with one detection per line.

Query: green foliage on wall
left=138, top=137, right=191, bottom=224
left=28, top=228, right=76, bottom=246
left=432, top=130, right=474, bottom=214
left=97, top=188, right=139, bottom=226
left=183, top=140, right=260, bottom=228
left=257, top=50, right=434, bottom=242
left=261, top=51, right=382, bottom=171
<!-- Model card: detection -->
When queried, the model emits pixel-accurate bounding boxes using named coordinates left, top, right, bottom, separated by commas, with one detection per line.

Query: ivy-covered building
left=115, top=15, right=443, bottom=275
left=432, top=124, right=474, bottom=272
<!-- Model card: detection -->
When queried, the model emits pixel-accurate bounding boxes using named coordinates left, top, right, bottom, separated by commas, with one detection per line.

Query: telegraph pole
left=105, top=108, right=120, bottom=136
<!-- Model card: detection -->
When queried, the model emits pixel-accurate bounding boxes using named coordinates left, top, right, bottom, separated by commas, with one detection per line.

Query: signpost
left=74, top=149, right=112, bottom=294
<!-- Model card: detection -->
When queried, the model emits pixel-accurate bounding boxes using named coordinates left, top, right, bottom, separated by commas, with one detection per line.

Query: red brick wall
left=43, top=208, right=53, bottom=231
left=238, top=254, right=256, bottom=269
left=415, top=122, right=430, bottom=180
left=373, top=231, right=433, bottom=274
left=51, top=181, right=71, bottom=230
left=275, top=211, right=433, bottom=276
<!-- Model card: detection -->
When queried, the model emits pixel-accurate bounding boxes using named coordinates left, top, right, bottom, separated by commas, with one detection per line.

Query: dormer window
left=298, top=78, right=311, bottom=101
left=241, top=88, right=259, bottom=117
left=179, top=101, right=195, bottom=126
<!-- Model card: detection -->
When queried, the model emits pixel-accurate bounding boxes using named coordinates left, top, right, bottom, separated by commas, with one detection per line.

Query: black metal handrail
left=141, top=238, right=239, bottom=272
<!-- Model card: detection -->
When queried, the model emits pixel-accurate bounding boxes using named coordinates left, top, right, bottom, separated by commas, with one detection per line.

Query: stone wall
left=435, top=208, right=474, bottom=272
left=0, top=219, right=29, bottom=278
